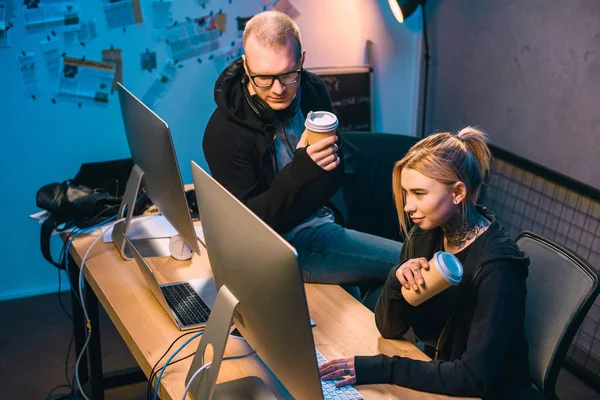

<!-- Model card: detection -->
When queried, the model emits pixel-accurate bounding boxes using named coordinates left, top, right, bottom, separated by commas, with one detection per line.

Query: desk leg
left=68, top=255, right=89, bottom=384
left=84, top=280, right=105, bottom=400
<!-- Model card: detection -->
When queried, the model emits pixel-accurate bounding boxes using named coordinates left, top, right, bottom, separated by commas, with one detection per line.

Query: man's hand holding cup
left=297, top=111, right=341, bottom=171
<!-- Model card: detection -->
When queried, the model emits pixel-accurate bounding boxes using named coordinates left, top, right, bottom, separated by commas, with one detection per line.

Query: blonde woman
left=320, top=128, right=535, bottom=399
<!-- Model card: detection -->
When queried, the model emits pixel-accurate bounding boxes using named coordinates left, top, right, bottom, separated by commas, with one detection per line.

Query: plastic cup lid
left=305, top=111, right=339, bottom=132
left=433, top=251, right=463, bottom=285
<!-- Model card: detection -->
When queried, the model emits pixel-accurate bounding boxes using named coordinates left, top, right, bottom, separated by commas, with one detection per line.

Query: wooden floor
left=1, top=291, right=598, bottom=400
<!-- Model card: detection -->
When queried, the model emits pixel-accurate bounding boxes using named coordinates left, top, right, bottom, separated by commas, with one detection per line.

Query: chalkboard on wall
left=308, top=66, right=373, bottom=132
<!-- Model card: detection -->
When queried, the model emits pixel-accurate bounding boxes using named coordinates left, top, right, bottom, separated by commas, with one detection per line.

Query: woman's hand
left=318, top=357, right=356, bottom=387
left=396, top=257, right=430, bottom=291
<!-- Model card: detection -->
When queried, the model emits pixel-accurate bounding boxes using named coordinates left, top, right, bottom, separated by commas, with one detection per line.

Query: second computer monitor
left=190, top=161, right=323, bottom=400
left=116, top=83, right=200, bottom=257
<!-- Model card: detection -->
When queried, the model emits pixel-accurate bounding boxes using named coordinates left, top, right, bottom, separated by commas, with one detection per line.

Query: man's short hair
left=243, top=11, right=302, bottom=61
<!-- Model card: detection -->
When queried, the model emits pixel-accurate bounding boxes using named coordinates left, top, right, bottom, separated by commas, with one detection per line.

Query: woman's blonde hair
left=392, top=126, right=492, bottom=236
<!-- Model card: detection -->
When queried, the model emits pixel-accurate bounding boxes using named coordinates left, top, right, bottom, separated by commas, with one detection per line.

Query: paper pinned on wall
left=165, top=15, right=220, bottom=63
left=24, top=1, right=81, bottom=34
left=56, top=56, right=115, bottom=107
left=152, top=0, right=173, bottom=30
left=40, top=36, right=62, bottom=84
left=18, top=51, right=40, bottom=97
left=102, top=0, right=143, bottom=30
left=101, top=47, right=123, bottom=92
left=271, top=0, right=300, bottom=19
left=141, top=59, right=179, bottom=110
left=215, top=12, right=226, bottom=33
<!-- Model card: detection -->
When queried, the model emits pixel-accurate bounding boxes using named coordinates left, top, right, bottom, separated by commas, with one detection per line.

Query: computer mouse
left=169, top=234, right=193, bottom=260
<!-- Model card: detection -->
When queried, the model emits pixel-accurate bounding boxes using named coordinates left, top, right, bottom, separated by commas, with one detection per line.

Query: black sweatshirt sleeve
left=374, top=237, right=413, bottom=338
left=355, top=264, right=527, bottom=398
left=203, top=113, right=343, bottom=233
left=374, top=260, right=413, bottom=338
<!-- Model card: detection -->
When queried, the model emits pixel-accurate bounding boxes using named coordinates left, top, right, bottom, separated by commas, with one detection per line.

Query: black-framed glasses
left=247, top=68, right=303, bottom=88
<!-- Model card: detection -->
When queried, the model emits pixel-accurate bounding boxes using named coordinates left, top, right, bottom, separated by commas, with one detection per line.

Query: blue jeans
left=288, top=222, right=402, bottom=309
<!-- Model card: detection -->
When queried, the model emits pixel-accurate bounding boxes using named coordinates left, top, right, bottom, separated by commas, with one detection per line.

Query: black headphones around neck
left=242, top=75, right=299, bottom=124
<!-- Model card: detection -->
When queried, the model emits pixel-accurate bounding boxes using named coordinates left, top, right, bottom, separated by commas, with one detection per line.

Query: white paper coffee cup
left=401, top=251, right=463, bottom=307
left=305, top=111, right=339, bottom=145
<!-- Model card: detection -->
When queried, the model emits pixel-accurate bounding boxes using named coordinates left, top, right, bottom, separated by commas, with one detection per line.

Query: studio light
left=388, top=0, right=424, bottom=24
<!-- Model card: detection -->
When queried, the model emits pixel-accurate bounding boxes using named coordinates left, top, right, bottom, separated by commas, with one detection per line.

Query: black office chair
left=330, top=132, right=419, bottom=241
left=516, top=231, right=600, bottom=400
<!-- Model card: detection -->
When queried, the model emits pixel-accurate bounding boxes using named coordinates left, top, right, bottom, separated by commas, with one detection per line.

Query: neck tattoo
left=441, top=206, right=489, bottom=251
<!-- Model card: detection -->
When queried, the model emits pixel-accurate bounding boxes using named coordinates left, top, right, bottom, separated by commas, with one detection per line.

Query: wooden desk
left=68, top=230, right=473, bottom=400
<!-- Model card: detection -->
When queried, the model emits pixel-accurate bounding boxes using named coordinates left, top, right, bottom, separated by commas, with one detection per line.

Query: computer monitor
left=186, top=161, right=323, bottom=400
left=112, top=83, right=201, bottom=259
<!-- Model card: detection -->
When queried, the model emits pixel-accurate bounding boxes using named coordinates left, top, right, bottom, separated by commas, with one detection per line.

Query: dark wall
left=424, top=0, right=600, bottom=189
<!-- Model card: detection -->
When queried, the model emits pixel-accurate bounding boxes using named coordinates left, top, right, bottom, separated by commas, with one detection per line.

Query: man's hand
left=297, top=131, right=340, bottom=171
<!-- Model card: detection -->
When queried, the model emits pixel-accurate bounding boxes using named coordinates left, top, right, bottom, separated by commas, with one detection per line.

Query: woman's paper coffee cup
left=305, top=111, right=339, bottom=145
left=401, top=251, right=463, bottom=307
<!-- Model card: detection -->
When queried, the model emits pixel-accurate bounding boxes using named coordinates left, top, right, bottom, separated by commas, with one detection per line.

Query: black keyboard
left=160, top=283, right=211, bottom=327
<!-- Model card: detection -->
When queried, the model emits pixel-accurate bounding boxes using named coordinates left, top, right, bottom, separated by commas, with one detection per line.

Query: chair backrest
left=332, top=132, right=419, bottom=241
left=516, top=231, right=599, bottom=399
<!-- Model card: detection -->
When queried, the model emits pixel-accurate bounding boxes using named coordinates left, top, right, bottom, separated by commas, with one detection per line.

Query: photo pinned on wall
left=24, top=1, right=81, bottom=34
left=101, top=47, right=123, bottom=93
left=56, top=56, right=115, bottom=108
left=40, top=35, right=62, bottom=84
left=140, top=48, right=157, bottom=72
left=18, top=51, right=40, bottom=99
left=164, top=14, right=220, bottom=64
left=141, top=59, right=179, bottom=110
left=102, top=0, right=143, bottom=30
left=270, top=0, right=300, bottom=19
left=151, top=0, right=173, bottom=30
left=236, top=16, right=252, bottom=37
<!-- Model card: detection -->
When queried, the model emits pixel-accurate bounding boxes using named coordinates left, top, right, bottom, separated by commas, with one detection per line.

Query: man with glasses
left=203, top=11, right=401, bottom=309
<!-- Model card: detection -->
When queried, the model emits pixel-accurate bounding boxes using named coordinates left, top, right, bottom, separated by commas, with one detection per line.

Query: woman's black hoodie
left=355, top=207, right=532, bottom=398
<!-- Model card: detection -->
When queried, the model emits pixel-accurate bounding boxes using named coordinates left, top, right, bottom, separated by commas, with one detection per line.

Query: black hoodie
left=203, top=58, right=344, bottom=234
left=354, top=206, right=532, bottom=398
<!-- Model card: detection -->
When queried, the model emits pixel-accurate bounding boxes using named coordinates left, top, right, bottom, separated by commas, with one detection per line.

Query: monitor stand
left=185, top=285, right=277, bottom=400
left=112, top=164, right=172, bottom=260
